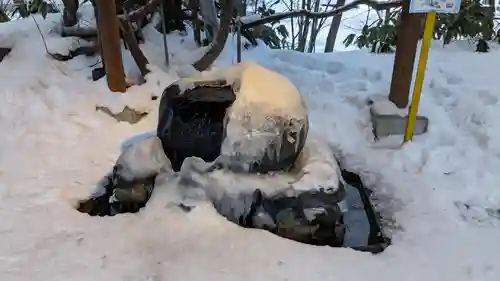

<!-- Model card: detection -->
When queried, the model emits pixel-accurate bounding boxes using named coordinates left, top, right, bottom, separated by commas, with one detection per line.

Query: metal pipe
left=159, top=1, right=169, bottom=67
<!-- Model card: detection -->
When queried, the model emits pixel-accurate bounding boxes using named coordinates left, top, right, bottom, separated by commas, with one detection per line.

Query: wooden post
left=388, top=1, right=424, bottom=108
left=95, top=0, right=127, bottom=92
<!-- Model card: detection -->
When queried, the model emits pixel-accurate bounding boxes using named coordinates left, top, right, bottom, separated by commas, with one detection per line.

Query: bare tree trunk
left=324, top=0, right=345, bottom=52
left=13, top=0, right=28, bottom=18
left=200, top=0, right=219, bottom=42
left=296, top=0, right=305, bottom=47
left=95, top=0, right=127, bottom=92
left=253, top=0, right=259, bottom=14
left=235, top=0, right=247, bottom=16
left=290, top=0, right=296, bottom=48
left=482, top=0, right=495, bottom=40
left=189, top=0, right=202, bottom=45
left=306, top=0, right=321, bottom=52
left=384, top=8, right=390, bottom=23
left=193, top=0, right=233, bottom=71
left=388, top=0, right=424, bottom=108
left=157, top=0, right=185, bottom=33
left=297, top=0, right=312, bottom=52
left=62, top=0, right=79, bottom=26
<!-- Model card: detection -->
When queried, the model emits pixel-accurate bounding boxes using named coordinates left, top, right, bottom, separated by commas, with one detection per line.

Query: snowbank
left=1, top=9, right=500, bottom=281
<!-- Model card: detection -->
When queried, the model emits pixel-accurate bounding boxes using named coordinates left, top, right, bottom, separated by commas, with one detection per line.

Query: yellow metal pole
left=403, top=12, right=436, bottom=143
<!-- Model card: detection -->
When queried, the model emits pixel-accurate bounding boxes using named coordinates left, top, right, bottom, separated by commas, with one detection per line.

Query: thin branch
left=32, top=15, right=98, bottom=62
left=31, top=15, right=59, bottom=60
left=242, top=0, right=403, bottom=28
left=122, top=0, right=162, bottom=22
left=318, top=0, right=334, bottom=27
left=364, top=7, right=371, bottom=26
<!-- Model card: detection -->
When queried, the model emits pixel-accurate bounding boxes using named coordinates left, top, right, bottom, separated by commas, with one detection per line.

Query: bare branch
left=193, top=0, right=233, bottom=71
left=318, top=0, right=334, bottom=27
left=123, top=0, right=162, bottom=22
left=364, top=7, right=371, bottom=26
left=242, top=0, right=403, bottom=28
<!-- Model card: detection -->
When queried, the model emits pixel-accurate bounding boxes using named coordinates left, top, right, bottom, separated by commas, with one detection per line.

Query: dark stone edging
left=0, top=47, right=11, bottom=62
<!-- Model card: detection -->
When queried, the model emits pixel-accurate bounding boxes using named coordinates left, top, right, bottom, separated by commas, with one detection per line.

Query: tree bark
left=481, top=0, right=495, bottom=40
left=387, top=1, right=424, bottom=108
left=96, top=0, right=127, bottom=92
left=235, top=0, right=247, bottom=16
left=157, top=0, right=185, bottom=33
left=189, top=0, right=202, bottom=45
left=62, top=0, right=79, bottom=26
left=199, top=0, right=219, bottom=42
left=324, top=0, right=346, bottom=52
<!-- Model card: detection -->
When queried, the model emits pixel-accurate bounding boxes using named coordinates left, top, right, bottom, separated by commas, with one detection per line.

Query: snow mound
left=1, top=9, right=500, bottom=281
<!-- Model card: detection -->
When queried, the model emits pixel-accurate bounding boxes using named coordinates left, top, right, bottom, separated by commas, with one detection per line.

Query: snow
left=292, top=135, right=342, bottom=192
left=87, top=129, right=342, bottom=222
left=1, top=7, right=500, bottom=281
left=370, top=95, right=409, bottom=116
left=214, top=62, right=309, bottom=169
left=114, top=134, right=171, bottom=181
left=239, top=14, right=262, bottom=24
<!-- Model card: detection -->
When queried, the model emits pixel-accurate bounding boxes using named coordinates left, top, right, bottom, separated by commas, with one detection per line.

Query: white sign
left=409, top=0, right=462, bottom=13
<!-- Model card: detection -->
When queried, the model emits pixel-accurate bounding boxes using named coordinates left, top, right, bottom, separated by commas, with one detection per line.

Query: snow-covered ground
left=1, top=6, right=500, bottom=281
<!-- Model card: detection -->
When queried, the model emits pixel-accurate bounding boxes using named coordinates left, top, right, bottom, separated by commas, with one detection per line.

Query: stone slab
left=370, top=106, right=429, bottom=139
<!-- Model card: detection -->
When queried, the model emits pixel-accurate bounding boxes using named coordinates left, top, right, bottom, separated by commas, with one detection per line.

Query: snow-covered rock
left=79, top=131, right=346, bottom=245
left=165, top=61, right=309, bottom=173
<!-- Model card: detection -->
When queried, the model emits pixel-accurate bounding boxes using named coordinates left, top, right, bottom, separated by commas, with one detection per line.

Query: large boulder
left=157, top=61, right=309, bottom=173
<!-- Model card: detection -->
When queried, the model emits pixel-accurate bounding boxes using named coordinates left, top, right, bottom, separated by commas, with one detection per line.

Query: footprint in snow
left=438, top=68, right=463, bottom=85
left=360, top=68, right=383, bottom=82
left=477, top=90, right=498, bottom=106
